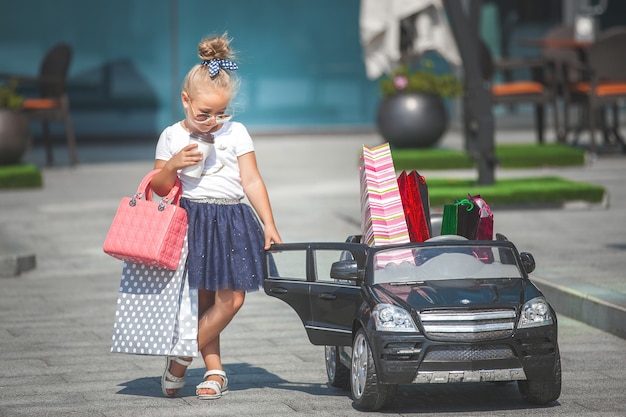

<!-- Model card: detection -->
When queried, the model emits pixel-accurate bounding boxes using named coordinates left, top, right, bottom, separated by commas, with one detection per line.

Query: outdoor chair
left=565, top=27, right=626, bottom=153
left=15, top=44, right=77, bottom=165
left=479, top=40, right=560, bottom=144
left=540, top=24, right=584, bottom=142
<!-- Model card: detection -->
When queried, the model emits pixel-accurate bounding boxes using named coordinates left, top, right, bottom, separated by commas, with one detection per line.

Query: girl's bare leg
left=196, top=288, right=245, bottom=395
left=163, top=289, right=216, bottom=396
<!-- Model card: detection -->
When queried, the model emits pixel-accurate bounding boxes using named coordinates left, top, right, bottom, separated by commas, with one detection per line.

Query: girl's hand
left=152, top=144, right=203, bottom=196
left=263, top=225, right=282, bottom=250
left=166, top=143, right=204, bottom=171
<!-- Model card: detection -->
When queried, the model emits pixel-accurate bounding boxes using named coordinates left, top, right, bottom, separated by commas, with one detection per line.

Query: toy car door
left=264, top=242, right=367, bottom=346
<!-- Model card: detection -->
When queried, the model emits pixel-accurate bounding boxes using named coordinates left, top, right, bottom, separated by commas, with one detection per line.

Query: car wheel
left=350, top=329, right=396, bottom=410
left=518, top=351, right=562, bottom=405
left=325, top=345, right=350, bottom=389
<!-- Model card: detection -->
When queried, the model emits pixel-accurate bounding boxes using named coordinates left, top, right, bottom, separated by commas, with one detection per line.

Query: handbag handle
left=131, top=169, right=183, bottom=209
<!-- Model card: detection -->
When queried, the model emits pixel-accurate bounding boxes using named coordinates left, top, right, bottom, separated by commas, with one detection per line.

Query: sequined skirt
left=180, top=198, right=265, bottom=292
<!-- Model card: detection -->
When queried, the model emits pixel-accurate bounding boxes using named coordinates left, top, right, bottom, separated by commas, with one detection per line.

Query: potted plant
left=0, top=79, right=30, bottom=165
left=377, top=60, right=462, bottom=148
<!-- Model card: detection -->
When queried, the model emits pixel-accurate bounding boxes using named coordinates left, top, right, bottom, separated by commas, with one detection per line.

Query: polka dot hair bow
left=202, top=59, right=239, bottom=78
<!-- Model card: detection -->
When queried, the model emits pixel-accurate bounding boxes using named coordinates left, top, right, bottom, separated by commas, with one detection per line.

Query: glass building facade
left=0, top=0, right=623, bottom=138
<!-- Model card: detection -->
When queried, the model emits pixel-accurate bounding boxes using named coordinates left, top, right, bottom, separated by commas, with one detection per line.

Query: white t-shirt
left=155, top=121, right=255, bottom=200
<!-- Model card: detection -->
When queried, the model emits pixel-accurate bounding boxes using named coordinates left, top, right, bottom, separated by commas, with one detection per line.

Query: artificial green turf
left=387, top=143, right=603, bottom=207
left=391, top=143, right=586, bottom=171
left=392, top=147, right=474, bottom=170
left=495, top=144, right=586, bottom=168
left=426, top=176, right=606, bottom=207
left=0, top=163, right=42, bottom=189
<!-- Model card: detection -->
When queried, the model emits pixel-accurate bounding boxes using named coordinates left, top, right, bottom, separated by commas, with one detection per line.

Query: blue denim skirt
left=180, top=198, right=265, bottom=292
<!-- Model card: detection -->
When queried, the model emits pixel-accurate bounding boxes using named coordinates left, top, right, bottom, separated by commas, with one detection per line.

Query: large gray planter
left=376, top=93, right=448, bottom=148
left=0, top=110, right=30, bottom=165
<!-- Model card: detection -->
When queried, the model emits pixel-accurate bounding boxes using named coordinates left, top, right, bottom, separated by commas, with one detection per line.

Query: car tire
left=518, top=350, right=562, bottom=405
left=350, top=329, right=396, bottom=411
left=325, top=345, right=350, bottom=390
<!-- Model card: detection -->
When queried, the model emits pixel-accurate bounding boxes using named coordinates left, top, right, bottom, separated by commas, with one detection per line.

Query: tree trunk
left=443, top=0, right=496, bottom=185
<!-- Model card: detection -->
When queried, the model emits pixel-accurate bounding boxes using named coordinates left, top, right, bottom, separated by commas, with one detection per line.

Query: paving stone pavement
left=0, top=128, right=624, bottom=416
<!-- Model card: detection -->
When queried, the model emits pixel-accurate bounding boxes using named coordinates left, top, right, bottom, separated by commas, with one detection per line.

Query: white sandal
left=161, top=356, right=193, bottom=397
left=196, top=369, right=229, bottom=400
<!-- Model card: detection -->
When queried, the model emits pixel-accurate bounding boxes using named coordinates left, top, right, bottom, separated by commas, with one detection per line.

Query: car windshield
left=373, top=245, right=523, bottom=284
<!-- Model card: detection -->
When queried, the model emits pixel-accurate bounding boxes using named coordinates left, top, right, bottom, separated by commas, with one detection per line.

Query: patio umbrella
left=359, top=0, right=461, bottom=79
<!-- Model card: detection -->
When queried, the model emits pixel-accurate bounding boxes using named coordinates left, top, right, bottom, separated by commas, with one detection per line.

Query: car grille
left=419, top=309, right=516, bottom=341
left=424, top=345, right=515, bottom=361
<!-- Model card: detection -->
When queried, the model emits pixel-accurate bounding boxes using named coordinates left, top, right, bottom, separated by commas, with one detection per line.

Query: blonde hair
left=182, top=33, right=239, bottom=99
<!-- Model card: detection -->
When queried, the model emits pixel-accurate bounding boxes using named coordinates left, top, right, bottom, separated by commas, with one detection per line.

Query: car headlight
left=518, top=296, right=554, bottom=328
left=373, top=304, right=418, bottom=332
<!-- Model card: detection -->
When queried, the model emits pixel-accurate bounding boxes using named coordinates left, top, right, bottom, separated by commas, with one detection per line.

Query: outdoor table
left=518, top=38, right=592, bottom=63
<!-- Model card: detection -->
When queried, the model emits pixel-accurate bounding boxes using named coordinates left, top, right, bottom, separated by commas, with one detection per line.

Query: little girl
left=150, top=34, right=282, bottom=400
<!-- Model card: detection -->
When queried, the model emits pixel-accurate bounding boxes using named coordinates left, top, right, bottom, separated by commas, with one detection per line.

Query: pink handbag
left=103, top=169, right=188, bottom=270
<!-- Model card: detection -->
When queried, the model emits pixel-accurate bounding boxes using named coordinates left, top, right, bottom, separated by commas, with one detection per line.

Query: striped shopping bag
left=359, top=143, right=413, bottom=266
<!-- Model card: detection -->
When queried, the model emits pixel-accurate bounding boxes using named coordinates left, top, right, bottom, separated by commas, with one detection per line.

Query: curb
left=0, top=227, right=36, bottom=277
left=532, top=275, right=626, bottom=340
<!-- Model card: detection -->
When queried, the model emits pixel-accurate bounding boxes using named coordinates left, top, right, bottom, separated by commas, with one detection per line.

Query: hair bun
left=198, top=33, right=233, bottom=61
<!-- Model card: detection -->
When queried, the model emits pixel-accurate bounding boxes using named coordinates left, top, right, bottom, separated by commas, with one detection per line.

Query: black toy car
left=264, top=234, right=561, bottom=411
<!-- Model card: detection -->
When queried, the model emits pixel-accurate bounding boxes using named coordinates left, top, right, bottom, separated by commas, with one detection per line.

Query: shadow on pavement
left=115, top=362, right=346, bottom=399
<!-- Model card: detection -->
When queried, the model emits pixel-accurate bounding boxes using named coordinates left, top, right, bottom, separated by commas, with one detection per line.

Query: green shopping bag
left=441, top=204, right=458, bottom=235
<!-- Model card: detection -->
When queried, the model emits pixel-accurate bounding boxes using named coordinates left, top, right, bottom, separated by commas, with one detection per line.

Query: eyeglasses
left=188, top=101, right=232, bottom=123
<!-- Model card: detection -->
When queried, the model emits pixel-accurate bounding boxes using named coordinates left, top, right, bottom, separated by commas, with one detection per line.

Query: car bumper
left=414, top=368, right=526, bottom=383
left=368, top=325, right=558, bottom=385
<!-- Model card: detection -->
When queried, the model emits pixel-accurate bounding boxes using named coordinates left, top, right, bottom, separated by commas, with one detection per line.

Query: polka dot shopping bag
left=111, top=235, right=198, bottom=357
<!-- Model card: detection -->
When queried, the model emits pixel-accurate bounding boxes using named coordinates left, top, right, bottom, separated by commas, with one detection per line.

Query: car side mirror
left=330, top=260, right=359, bottom=281
left=520, top=252, right=535, bottom=274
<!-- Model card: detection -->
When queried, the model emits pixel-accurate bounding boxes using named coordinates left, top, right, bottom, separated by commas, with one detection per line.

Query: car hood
left=374, top=278, right=524, bottom=309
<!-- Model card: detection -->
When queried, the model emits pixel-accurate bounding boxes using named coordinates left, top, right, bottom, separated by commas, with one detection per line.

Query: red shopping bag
left=397, top=170, right=431, bottom=242
left=469, top=194, right=494, bottom=240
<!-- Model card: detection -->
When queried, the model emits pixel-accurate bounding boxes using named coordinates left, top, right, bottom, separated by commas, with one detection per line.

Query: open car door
left=264, top=242, right=368, bottom=346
